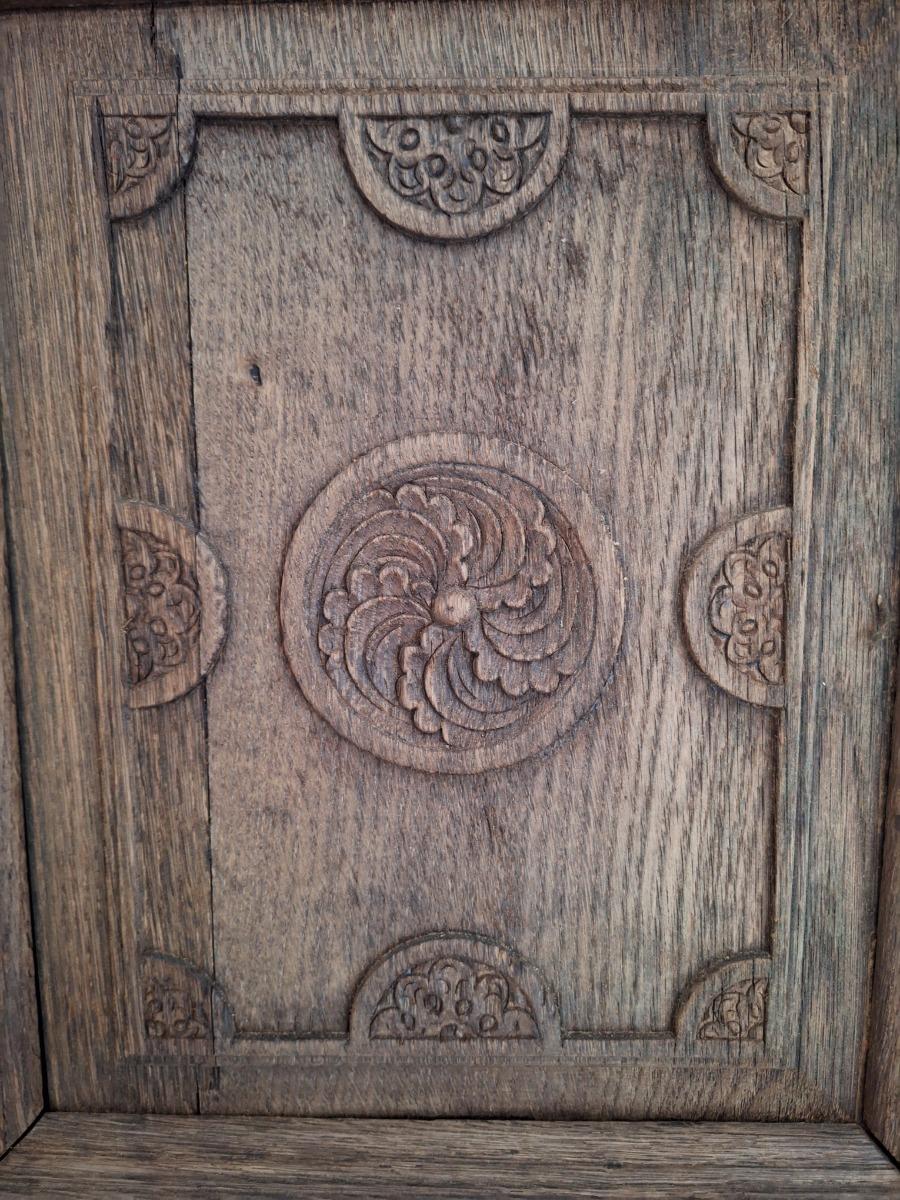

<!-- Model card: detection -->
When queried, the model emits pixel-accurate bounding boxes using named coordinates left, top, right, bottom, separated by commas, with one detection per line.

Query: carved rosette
left=682, top=507, right=791, bottom=707
left=117, top=502, right=228, bottom=708
left=370, top=954, right=539, bottom=1042
left=350, top=933, right=560, bottom=1049
left=731, top=113, right=808, bottom=197
left=340, top=99, right=570, bottom=240
left=281, top=435, right=624, bottom=772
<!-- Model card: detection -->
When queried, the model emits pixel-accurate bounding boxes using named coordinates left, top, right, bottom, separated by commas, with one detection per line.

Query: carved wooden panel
left=3, top=0, right=895, bottom=1127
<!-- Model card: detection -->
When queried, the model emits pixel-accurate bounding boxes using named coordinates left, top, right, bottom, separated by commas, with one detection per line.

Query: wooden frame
left=0, top=0, right=896, bottom=1152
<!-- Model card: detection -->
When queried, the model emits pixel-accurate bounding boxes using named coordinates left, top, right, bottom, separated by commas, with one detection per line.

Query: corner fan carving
left=101, top=112, right=191, bottom=220
left=731, top=112, right=808, bottom=197
left=370, top=954, right=539, bottom=1041
left=363, top=114, right=549, bottom=217
left=104, top=115, right=174, bottom=198
left=281, top=436, right=624, bottom=772
left=698, top=977, right=768, bottom=1042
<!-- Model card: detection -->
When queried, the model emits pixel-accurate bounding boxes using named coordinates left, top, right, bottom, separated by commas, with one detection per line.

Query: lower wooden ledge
left=0, top=1115, right=898, bottom=1198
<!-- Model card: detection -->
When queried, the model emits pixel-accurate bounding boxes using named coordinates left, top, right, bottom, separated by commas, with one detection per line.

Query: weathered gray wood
left=0, top=429, right=42, bottom=1154
left=1, top=1115, right=899, bottom=1198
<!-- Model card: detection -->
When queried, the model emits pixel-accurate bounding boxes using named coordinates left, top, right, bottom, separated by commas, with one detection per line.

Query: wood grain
left=865, top=646, right=900, bottom=1159
left=1, top=1115, right=898, bottom=1198
left=190, top=112, right=786, bottom=1039
left=0, top=441, right=42, bottom=1154
left=0, top=9, right=204, bottom=1111
left=0, top=0, right=895, bottom=1127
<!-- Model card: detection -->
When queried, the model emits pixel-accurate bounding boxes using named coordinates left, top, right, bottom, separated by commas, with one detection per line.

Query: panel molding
left=88, top=77, right=820, bottom=1076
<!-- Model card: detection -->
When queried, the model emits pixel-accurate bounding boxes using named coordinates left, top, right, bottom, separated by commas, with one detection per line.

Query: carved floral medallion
left=363, top=114, right=549, bottom=217
left=281, top=435, right=624, bottom=772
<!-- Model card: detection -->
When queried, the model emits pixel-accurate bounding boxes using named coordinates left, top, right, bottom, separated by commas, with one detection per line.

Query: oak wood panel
left=0, top=0, right=895, bottom=1126
left=155, top=0, right=898, bottom=1120
left=1, top=1115, right=899, bottom=1198
left=0, top=445, right=42, bottom=1154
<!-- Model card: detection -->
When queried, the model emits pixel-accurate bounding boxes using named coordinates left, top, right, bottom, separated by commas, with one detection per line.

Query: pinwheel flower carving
left=281, top=437, right=623, bottom=772
left=317, top=465, right=595, bottom=748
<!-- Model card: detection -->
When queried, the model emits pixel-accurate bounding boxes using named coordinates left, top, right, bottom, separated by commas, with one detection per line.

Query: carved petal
left=117, top=501, right=228, bottom=708
left=682, top=507, right=791, bottom=707
left=349, top=932, right=560, bottom=1050
left=340, top=99, right=570, bottom=240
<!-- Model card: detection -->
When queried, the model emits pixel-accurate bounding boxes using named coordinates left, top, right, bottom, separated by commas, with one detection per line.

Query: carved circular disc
left=281, top=435, right=624, bottom=773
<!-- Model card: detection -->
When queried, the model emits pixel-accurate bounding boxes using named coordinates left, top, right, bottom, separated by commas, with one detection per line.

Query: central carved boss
left=281, top=435, right=624, bottom=773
